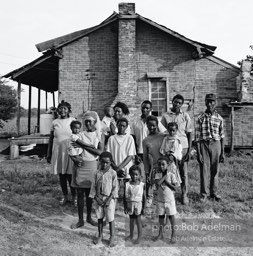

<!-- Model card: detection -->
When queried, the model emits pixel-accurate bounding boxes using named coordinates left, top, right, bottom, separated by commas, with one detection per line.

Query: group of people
left=46, top=93, right=225, bottom=246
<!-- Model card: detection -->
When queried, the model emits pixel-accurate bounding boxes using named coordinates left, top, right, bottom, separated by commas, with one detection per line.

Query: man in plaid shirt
left=195, top=93, right=225, bottom=202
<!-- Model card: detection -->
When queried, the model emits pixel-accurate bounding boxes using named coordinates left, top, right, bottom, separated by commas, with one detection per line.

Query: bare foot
left=170, top=235, right=176, bottom=244
left=125, top=235, right=133, bottom=242
left=109, top=236, right=116, bottom=247
left=134, top=237, right=142, bottom=244
left=154, top=233, right=163, bottom=241
left=86, top=218, right=97, bottom=226
left=70, top=221, right=84, bottom=229
left=93, top=236, right=102, bottom=245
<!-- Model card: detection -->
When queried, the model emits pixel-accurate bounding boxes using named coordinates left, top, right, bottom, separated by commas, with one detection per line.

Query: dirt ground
left=0, top=139, right=252, bottom=256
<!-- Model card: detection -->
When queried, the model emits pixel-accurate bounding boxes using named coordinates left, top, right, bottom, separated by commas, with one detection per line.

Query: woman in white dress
left=47, top=100, right=76, bottom=205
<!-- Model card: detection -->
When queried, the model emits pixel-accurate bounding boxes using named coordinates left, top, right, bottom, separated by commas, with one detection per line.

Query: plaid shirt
left=195, top=110, right=224, bottom=141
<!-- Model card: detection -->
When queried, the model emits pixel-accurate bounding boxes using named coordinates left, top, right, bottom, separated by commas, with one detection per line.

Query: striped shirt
left=195, top=110, right=224, bottom=141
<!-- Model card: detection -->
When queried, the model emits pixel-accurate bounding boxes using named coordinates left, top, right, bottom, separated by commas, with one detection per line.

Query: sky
left=1, top=0, right=252, bottom=108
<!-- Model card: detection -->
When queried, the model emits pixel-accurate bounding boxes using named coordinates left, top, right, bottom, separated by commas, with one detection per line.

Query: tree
left=0, top=79, right=17, bottom=121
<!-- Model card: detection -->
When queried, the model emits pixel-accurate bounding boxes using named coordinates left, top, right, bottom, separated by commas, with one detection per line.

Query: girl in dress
left=47, top=100, right=76, bottom=205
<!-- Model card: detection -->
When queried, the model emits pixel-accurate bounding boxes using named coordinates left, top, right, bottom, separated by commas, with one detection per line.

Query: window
left=150, top=79, right=167, bottom=117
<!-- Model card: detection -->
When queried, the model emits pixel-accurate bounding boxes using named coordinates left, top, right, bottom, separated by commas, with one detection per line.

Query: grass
left=0, top=117, right=37, bottom=138
left=0, top=153, right=252, bottom=219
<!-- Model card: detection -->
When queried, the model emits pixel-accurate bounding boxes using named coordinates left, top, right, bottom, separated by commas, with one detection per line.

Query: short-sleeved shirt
left=125, top=181, right=144, bottom=202
left=107, top=134, right=136, bottom=179
left=160, top=135, right=182, bottom=161
left=195, top=110, right=224, bottom=141
left=131, top=117, right=166, bottom=154
left=67, top=134, right=83, bottom=156
left=161, top=109, right=192, bottom=149
left=89, top=167, right=118, bottom=199
left=155, top=171, right=178, bottom=203
left=78, top=131, right=101, bottom=161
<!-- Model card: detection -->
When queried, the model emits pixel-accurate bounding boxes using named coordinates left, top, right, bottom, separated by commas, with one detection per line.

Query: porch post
left=28, top=85, right=32, bottom=135
left=45, top=91, right=48, bottom=111
left=230, top=106, right=234, bottom=152
left=53, top=92, right=55, bottom=108
left=16, top=81, right=21, bottom=136
left=37, top=88, right=41, bottom=133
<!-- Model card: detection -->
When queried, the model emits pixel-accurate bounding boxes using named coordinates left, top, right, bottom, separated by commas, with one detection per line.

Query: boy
left=154, top=156, right=179, bottom=243
left=89, top=152, right=118, bottom=247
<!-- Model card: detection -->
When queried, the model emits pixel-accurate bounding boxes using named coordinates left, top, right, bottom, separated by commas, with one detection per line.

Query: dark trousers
left=76, top=187, right=93, bottom=221
left=59, top=174, right=76, bottom=197
left=199, top=140, right=221, bottom=196
left=179, top=148, right=188, bottom=195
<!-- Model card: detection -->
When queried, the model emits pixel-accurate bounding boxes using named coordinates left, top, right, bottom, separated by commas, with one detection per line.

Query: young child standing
left=160, top=122, right=182, bottom=184
left=124, top=165, right=146, bottom=244
left=89, top=152, right=118, bottom=247
left=154, top=156, right=179, bottom=243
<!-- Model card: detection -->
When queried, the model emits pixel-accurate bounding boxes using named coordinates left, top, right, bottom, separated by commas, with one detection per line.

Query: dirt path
left=0, top=200, right=252, bottom=256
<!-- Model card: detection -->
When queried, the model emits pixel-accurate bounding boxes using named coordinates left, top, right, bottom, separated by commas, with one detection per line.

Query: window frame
left=147, top=72, right=169, bottom=117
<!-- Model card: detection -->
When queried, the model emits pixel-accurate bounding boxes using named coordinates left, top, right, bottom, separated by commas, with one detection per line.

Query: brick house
left=4, top=2, right=244, bottom=146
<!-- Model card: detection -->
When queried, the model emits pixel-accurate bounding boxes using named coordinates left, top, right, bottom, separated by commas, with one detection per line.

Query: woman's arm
left=46, top=131, right=54, bottom=163
left=76, top=133, right=105, bottom=156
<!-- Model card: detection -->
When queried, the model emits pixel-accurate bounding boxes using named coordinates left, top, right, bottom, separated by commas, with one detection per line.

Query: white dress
left=51, top=117, right=76, bottom=175
left=107, top=134, right=136, bottom=179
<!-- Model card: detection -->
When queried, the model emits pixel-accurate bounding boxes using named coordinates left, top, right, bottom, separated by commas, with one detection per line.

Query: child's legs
left=76, top=188, right=85, bottom=223
left=98, top=218, right=103, bottom=238
left=59, top=174, right=68, bottom=196
left=66, top=174, right=76, bottom=198
left=84, top=187, right=92, bottom=219
left=129, top=214, right=136, bottom=238
left=136, top=215, right=142, bottom=239
left=168, top=215, right=176, bottom=236
left=158, top=215, right=166, bottom=235
left=109, top=220, right=115, bottom=237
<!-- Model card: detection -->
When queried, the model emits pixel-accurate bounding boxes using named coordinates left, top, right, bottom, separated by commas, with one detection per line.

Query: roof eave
left=36, top=12, right=118, bottom=52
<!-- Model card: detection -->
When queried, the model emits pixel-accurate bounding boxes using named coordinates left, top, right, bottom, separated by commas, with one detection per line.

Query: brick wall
left=233, top=107, right=253, bottom=146
left=58, top=14, right=243, bottom=145
left=194, top=58, right=239, bottom=145
left=59, top=21, right=118, bottom=119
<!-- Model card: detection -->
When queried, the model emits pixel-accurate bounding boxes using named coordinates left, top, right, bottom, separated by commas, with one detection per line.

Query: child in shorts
left=89, top=152, right=118, bottom=247
left=124, top=165, right=146, bottom=244
left=154, top=156, right=179, bottom=243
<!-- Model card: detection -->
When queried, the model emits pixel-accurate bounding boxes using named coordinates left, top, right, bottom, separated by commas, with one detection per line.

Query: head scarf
left=82, top=111, right=102, bottom=140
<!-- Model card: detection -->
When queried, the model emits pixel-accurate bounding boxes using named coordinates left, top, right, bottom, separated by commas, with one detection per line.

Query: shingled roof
left=36, top=12, right=216, bottom=55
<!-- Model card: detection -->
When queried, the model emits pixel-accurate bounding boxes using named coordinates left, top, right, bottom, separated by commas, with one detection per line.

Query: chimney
left=119, top=2, right=135, bottom=15
left=116, top=3, right=137, bottom=109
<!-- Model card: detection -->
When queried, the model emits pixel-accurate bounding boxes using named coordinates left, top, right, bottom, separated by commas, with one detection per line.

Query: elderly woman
left=70, top=111, right=104, bottom=229
left=47, top=100, right=76, bottom=206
